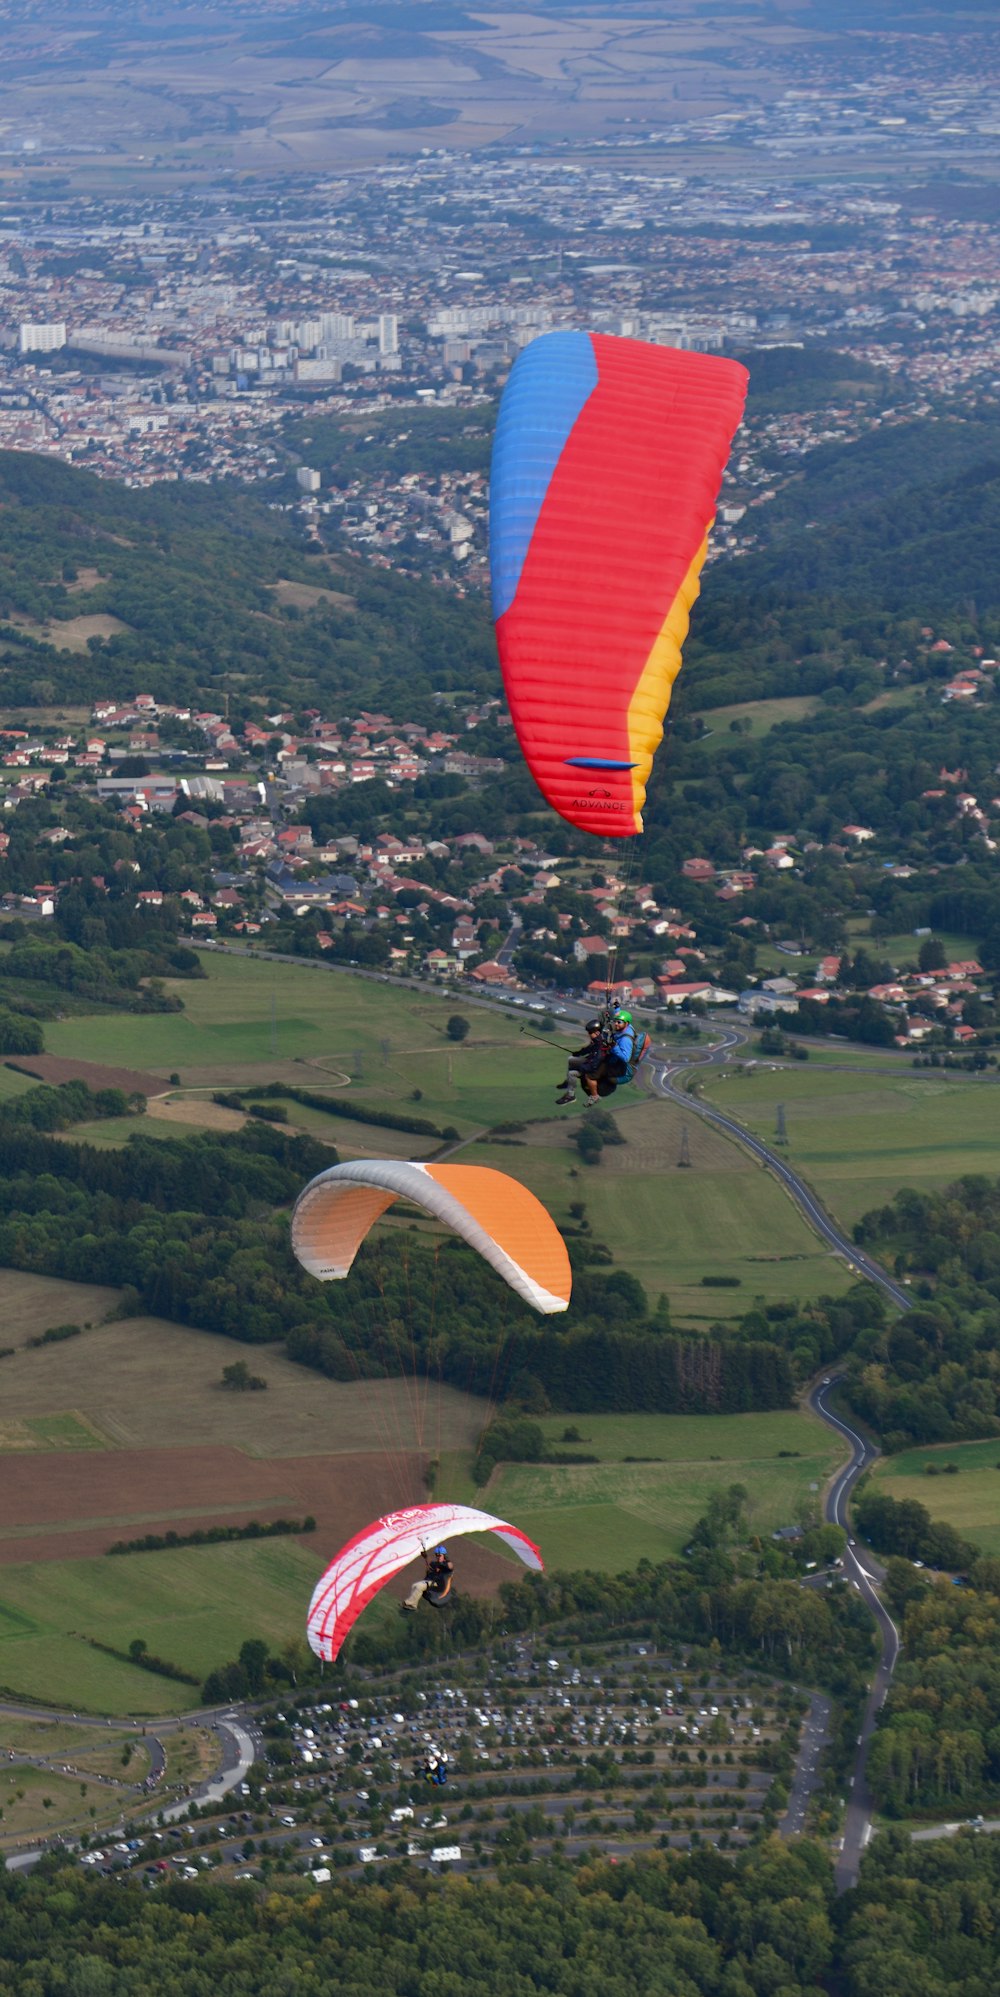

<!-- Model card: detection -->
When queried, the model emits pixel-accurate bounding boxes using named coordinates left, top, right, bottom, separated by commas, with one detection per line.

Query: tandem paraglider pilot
left=402, top=1544, right=454, bottom=1613
left=556, top=1009, right=643, bottom=1106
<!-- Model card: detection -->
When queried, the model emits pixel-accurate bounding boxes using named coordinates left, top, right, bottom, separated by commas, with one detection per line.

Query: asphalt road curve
left=809, top=1381, right=900, bottom=1892
left=648, top=1055, right=912, bottom=1311
left=1, top=1705, right=256, bottom=1871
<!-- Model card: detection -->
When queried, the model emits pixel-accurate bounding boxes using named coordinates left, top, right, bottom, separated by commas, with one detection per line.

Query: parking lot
left=64, top=1640, right=812, bottom=1885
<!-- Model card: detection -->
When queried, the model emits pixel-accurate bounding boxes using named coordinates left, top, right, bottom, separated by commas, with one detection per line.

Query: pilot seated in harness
left=556, top=1009, right=644, bottom=1106
left=402, top=1545, right=454, bottom=1612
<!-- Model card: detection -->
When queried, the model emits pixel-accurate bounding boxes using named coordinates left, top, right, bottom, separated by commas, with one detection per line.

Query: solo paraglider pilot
left=402, top=1544, right=454, bottom=1613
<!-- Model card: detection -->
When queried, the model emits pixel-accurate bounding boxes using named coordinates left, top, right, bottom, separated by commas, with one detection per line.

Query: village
left=1, top=667, right=997, bottom=1057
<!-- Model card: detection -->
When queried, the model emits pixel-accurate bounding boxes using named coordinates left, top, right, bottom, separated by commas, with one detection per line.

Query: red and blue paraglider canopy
left=490, top=331, right=748, bottom=837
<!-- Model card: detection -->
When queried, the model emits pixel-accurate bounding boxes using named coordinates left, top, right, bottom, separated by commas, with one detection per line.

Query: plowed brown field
left=5, top=1055, right=167, bottom=1096
left=0, top=1445, right=511, bottom=1593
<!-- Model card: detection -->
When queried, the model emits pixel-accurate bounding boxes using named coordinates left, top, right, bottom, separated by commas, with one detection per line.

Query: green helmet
left=616, top=1010, right=633, bottom=1026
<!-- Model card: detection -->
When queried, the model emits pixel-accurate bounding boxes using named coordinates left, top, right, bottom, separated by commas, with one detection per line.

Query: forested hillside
left=0, top=451, right=495, bottom=713
left=2, top=403, right=1000, bottom=723
left=7, top=418, right=1000, bottom=985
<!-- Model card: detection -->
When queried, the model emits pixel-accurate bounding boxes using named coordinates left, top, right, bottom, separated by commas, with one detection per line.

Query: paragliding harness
left=621, top=1028, right=651, bottom=1082
left=422, top=1547, right=454, bottom=1609
left=598, top=1010, right=651, bottom=1085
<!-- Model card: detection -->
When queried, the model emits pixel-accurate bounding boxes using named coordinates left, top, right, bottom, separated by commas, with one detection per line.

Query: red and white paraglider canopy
left=306, top=1502, right=543, bottom=1664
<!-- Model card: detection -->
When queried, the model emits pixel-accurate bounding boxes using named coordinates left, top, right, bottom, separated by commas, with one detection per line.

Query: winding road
left=0, top=1705, right=257, bottom=1872
left=638, top=1020, right=906, bottom=1883
left=808, top=1379, right=900, bottom=1891
left=642, top=1010, right=908, bottom=1884
left=647, top=1033, right=913, bottom=1312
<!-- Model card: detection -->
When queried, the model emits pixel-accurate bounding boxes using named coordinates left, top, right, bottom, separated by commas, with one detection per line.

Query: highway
left=808, top=1379, right=900, bottom=1892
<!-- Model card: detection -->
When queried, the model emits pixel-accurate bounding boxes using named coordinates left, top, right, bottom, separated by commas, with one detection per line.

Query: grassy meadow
left=0, top=1540, right=325, bottom=1714
left=0, top=1277, right=488, bottom=1459
left=484, top=1408, right=841, bottom=1573
left=463, top=1098, right=854, bottom=1319
left=43, top=953, right=557, bottom=1133
left=699, top=1062, right=1000, bottom=1231
left=873, top=1439, right=1000, bottom=1558
left=692, top=696, right=819, bottom=746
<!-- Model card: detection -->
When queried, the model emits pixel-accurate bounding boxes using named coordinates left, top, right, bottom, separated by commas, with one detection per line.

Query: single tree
left=221, top=1360, right=267, bottom=1392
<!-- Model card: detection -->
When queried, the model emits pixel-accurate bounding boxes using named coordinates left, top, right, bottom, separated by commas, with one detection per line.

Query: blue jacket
left=608, top=1026, right=636, bottom=1068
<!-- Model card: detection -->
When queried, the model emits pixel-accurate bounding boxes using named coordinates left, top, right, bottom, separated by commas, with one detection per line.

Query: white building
left=19, top=321, right=66, bottom=354
left=739, top=990, right=799, bottom=1018
left=296, top=466, right=321, bottom=494
left=294, top=358, right=342, bottom=385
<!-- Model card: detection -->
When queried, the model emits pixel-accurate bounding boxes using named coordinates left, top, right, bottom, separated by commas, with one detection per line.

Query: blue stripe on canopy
left=565, top=756, right=637, bottom=770
left=489, top=330, right=598, bottom=621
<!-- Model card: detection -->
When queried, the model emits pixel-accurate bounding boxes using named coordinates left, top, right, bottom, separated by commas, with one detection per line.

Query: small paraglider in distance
left=305, top=1503, right=543, bottom=1666
left=423, top=1751, right=448, bottom=1787
left=490, top=330, right=748, bottom=837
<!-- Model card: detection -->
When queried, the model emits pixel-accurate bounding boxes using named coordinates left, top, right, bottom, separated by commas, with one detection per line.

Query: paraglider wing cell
left=490, top=331, right=748, bottom=836
left=290, top=1159, right=571, bottom=1314
left=306, top=1502, right=544, bottom=1663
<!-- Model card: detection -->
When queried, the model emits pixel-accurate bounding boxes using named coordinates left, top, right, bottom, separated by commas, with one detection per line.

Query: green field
left=43, top=954, right=558, bottom=1135
left=790, top=1044, right=923, bottom=1069
left=54, top=1116, right=179, bottom=1150
left=36, top=956, right=861, bottom=1318
left=842, top=921, right=979, bottom=969
left=462, top=1096, right=854, bottom=1319
left=0, top=1064, right=41, bottom=1103
left=487, top=1407, right=841, bottom=1573
left=699, top=1063, right=1000, bottom=1230
left=874, top=1439, right=1000, bottom=1557
left=0, top=1539, right=325, bottom=1714
left=692, top=696, right=819, bottom=747
left=751, top=945, right=820, bottom=977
